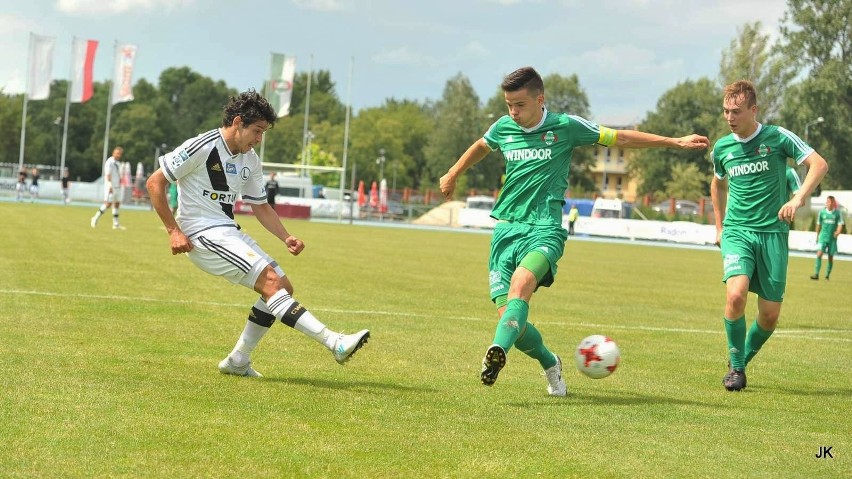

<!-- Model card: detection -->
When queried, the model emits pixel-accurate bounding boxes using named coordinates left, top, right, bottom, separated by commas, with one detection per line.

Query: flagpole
left=59, top=37, right=75, bottom=176
left=339, top=56, right=353, bottom=222
left=102, top=41, right=117, bottom=162
left=18, top=96, right=28, bottom=173
left=260, top=51, right=275, bottom=160
left=18, top=33, right=34, bottom=173
left=300, top=54, right=313, bottom=181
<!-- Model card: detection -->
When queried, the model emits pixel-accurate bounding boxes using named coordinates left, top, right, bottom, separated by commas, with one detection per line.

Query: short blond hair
left=723, top=80, right=757, bottom=108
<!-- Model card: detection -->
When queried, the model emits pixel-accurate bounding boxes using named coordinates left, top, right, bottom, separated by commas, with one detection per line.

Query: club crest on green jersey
left=541, top=131, right=557, bottom=145
left=757, top=144, right=771, bottom=157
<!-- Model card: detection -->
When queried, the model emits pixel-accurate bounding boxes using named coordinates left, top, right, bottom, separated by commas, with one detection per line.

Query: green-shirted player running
left=440, top=66, right=709, bottom=396
left=810, top=195, right=845, bottom=280
left=711, top=80, right=828, bottom=392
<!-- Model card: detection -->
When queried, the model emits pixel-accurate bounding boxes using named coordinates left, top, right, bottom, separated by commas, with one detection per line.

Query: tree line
left=1, top=0, right=848, bottom=199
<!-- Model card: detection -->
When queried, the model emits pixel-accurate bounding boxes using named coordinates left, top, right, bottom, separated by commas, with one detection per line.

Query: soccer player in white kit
left=91, top=146, right=124, bottom=229
left=146, top=90, right=369, bottom=377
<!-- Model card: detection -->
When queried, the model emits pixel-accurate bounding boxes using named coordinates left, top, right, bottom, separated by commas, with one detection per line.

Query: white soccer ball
left=575, top=334, right=621, bottom=379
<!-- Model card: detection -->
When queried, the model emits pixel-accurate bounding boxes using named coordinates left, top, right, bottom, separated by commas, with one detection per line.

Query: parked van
left=272, top=174, right=313, bottom=198
left=590, top=198, right=631, bottom=219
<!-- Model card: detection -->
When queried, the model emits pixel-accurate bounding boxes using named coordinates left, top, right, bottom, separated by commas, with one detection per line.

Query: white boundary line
left=4, top=289, right=851, bottom=343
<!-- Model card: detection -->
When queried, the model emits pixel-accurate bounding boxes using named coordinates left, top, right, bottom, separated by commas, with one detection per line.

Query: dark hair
left=222, top=89, right=277, bottom=128
left=501, top=67, right=544, bottom=95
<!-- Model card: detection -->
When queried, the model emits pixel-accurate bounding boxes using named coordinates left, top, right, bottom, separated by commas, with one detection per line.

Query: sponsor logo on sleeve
left=170, top=149, right=190, bottom=168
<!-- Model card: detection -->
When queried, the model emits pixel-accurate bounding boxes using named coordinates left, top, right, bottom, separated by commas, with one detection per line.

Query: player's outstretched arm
left=147, top=169, right=192, bottom=255
left=615, top=130, right=709, bottom=150
left=440, top=139, right=491, bottom=200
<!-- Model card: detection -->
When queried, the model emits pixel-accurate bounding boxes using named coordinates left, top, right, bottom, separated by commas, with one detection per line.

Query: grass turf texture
left=0, top=202, right=849, bottom=478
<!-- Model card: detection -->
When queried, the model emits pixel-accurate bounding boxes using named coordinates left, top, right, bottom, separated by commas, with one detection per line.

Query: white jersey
left=103, top=156, right=121, bottom=189
left=159, top=128, right=266, bottom=237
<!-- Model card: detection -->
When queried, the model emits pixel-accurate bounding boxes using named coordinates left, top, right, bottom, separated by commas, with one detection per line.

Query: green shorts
left=488, top=222, right=567, bottom=302
left=817, top=238, right=838, bottom=256
left=168, top=183, right=179, bottom=209
left=720, top=228, right=788, bottom=302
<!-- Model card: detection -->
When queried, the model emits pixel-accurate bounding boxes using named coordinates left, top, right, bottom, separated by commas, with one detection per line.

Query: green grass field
left=0, top=202, right=849, bottom=478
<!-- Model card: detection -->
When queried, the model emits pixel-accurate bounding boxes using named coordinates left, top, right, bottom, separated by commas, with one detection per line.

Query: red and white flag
left=70, top=38, right=98, bottom=103
left=26, top=33, right=55, bottom=100
left=111, top=43, right=137, bottom=105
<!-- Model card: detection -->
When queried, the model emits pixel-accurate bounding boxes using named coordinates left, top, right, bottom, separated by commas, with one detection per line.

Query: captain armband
left=598, top=127, right=617, bottom=147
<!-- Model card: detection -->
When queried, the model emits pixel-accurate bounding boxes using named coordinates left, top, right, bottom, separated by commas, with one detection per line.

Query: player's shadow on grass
left=264, top=376, right=437, bottom=393
left=748, top=384, right=852, bottom=397
left=782, top=325, right=852, bottom=332
left=507, top=390, right=722, bottom=408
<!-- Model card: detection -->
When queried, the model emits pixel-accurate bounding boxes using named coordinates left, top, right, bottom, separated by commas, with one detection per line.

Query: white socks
left=265, top=290, right=337, bottom=350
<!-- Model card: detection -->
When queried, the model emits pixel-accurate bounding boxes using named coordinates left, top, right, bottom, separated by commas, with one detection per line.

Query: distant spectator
left=16, top=169, right=26, bottom=202
left=265, top=172, right=279, bottom=206
left=61, top=168, right=71, bottom=204
left=567, top=204, right=579, bottom=235
left=29, top=167, right=40, bottom=201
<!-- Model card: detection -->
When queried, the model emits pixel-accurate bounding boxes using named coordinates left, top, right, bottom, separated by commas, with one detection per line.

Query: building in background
left=589, top=125, right=639, bottom=202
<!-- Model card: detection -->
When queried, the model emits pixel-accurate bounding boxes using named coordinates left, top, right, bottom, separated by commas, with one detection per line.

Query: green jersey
left=785, top=166, right=801, bottom=198
left=483, top=109, right=603, bottom=225
left=817, top=208, right=844, bottom=242
left=712, top=124, right=813, bottom=232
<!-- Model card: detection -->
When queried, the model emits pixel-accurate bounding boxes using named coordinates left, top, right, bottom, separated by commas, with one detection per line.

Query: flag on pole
left=26, top=33, right=55, bottom=100
left=70, top=38, right=98, bottom=103
left=266, top=53, right=296, bottom=117
left=111, top=43, right=137, bottom=105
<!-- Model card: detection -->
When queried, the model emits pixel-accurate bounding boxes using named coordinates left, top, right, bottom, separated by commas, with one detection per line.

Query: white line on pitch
left=3, top=289, right=850, bottom=343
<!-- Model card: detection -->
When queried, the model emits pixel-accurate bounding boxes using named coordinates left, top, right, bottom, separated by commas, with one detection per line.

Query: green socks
left=514, top=322, right=558, bottom=370
left=826, top=260, right=833, bottom=279
left=724, top=316, right=746, bottom=369
left=744, top=321, right=774, bottom=366
left=493, top=298, right=557, bottom=370
left=814, top=257, right=822, bottom=276
left=492, top=298, right=529, bottom=352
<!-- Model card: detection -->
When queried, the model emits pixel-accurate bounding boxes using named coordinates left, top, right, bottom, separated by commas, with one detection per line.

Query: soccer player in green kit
left=810, top=195, right=844, bottom=280
left=439, top=66, right=709, bottom=396
left=711, top=80, right=829, bottom=391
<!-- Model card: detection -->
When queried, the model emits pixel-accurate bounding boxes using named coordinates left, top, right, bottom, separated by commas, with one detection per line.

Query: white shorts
left=187, top=226, right=284, bottom=289
left=103, top=186, right=120, bottom=203
left=30, top=185, right=39, bottom=195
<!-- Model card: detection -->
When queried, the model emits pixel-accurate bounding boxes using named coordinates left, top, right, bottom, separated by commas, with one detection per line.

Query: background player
left=91, top=146, right=124, bottom=229
left=711, top=80, right=828, bottom=391
left=810, top=195, right=844, bottom=280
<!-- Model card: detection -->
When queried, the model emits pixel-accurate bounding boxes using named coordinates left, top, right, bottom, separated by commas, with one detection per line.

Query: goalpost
left=261, top=162, right=345, bottom=197
left=261, top=162, right=350, bottom=220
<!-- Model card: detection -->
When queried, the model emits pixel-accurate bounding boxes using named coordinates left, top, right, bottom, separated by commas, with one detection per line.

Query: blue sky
left=1, top=0, right=789, bottom=125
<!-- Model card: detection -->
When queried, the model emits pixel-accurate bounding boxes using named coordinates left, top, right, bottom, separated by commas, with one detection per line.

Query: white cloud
left=552, top=44, right=684, bottom=79
left=55, top=0, right=194, bottom=15
left=291, top=0, right=352, bottom=12
left=372, top=46, right=439, bottom=67
left=460, top=40, right=490, bottom=59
